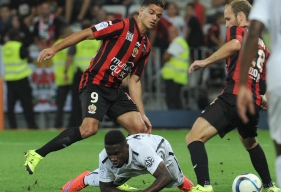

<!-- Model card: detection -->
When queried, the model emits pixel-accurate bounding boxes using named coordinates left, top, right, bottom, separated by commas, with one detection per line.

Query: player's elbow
left=161, top=173, right=173, bottom=185
left=229, top=40, right=241, bottom=53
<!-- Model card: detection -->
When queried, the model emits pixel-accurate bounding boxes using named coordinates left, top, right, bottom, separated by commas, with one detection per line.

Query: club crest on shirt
left=126, top=31, right=134, bottom=42
left=132, top=48, right=138, bottom=57
left=88, top=104, right=97, bottom=114
left=144, top=156, right=154, bottom=167
left=99, top=164, right=107, bottom=177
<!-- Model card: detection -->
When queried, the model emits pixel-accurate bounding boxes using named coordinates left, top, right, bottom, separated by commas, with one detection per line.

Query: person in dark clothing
left=2, top=28, right=38, bottom=129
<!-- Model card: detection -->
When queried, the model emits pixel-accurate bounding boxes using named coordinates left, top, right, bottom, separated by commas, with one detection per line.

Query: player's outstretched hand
left=142, top=114, right=152, bottom=134
left=260, top=94, right=268, bottom=110
left=37, top=48, right=56, bottom=62
left=188, top=59, right=208, bottom=74
left=237, top=85, right=255, bottom=123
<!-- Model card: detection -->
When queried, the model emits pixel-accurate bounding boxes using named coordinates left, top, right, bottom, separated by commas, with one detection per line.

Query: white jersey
left=99, top=134, right=184, bottom=188
left=249, top=0, right=281, bottom=92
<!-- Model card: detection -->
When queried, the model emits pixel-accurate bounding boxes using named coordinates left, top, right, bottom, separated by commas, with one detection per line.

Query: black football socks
left=247, top=144, right=273, bottom=188
left=188, top=141, right=211, bottom=186
left=36, top=127, right=82, bottom=157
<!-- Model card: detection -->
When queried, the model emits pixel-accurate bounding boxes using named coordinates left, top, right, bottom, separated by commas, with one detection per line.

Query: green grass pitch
left=0, top=128, right=277, bottom=191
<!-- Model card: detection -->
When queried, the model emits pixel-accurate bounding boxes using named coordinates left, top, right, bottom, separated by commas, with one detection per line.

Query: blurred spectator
left=0, top=0, right=9, bottom=6
left=162, top=26, right=189, bottom=109
left=183, top=3, right=204, bottom=48
left=64, top=0, right=91, bottom=24
left=206, top=11, right=224, bottom=48
left=192, top=0, right=206, bottom=26
left=103, top=0, right=133, bottom=17
left=90, top=4, right=101, bottom=24
left=33, top=2, right=62, bottom=50
left=64, top=19, right=101, bottom=128
left=52, top=25, right=74, bottom=129
left=95, top=8, right=109, bottom=23
left=0, top=4, right=13, bottom=44
left=149, top=17, right=172, bottom=56
left=36, top=0, right=66, bottom=23
left=2, top=28, right=38, bottom=129
left=10, top=0, right=36, bottom=27
left=3, top=14, right=34, bottom=47
left=163, top=2, right=185, bottom=37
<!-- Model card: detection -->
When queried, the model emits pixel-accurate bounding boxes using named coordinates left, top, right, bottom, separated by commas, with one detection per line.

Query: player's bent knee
left=80, top=124, right=99, bottom=138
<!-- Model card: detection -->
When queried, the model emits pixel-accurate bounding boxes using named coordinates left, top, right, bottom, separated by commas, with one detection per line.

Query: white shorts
left=268, top=89, right=281, bottom=144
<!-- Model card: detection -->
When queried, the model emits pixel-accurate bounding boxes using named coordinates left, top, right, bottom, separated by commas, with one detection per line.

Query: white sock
left=276, top=156, right=281, bottom=188
left=84, top=168, right=100, bottom=186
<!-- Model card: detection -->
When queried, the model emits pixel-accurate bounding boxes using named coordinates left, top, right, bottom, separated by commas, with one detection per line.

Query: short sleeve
left=226, top=26, right=244, bottom=43
left=249, top=0, right=271, bottom=29
left=99, top=150, right=115, bottom=183
left=138, top=145, right=163, bottom=175
left=91, top=19, right=124, bottom=40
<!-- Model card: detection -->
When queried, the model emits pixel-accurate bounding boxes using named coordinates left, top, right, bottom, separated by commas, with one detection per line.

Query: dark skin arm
left=139, top=161, right=173, bottom=192
left=237, top=20, right=265, bottom=123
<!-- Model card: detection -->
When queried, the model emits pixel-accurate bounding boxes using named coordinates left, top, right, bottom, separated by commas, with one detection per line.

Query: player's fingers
left=248, top=102, right=255, bottom=115
left=237, top=103, right=248, bottom=123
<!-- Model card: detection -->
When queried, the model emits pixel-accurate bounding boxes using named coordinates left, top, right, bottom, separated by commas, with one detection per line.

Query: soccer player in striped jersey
left=24, top=0, right=163, bottom=182
left=62, top=130, right=193, bottom=192
left=237, top=0, right=281, bottom=189
left=186, top=0, right=280, bottom=191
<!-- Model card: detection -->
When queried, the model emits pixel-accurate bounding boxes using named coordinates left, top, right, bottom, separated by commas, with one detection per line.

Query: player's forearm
left=128, top=79, right=145, bottom=115
left=239, top=31, right=260, bottom=86
left=53, top=29, right=92, bottom=53
left=143, top=175, right=173, bottom=191
left=206, top=39, right=241, bottom=65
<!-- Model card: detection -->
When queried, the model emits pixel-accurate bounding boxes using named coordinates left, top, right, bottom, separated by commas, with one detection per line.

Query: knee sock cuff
left=187, top=141, right=204, bottom=151
left=73, top=126, right=82, bottom=140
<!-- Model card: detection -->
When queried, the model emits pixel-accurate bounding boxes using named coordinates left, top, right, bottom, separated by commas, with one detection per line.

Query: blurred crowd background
left=1, top=0, right=268, bottom=129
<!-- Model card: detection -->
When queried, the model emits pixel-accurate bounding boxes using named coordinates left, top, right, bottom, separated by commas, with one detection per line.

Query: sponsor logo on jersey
left=88, top=104, right=97, bottom=114
left=126, top=31, right=134, bottom=42
left=95, top=22, right=109, bottom=31
left=144, top=156, right=154, bottom=167
left=110, top=57, right=135, bottom=80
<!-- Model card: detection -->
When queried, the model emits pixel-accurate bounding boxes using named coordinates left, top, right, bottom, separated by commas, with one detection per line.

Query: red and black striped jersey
left=79, top=17, right=151, bottom=90
left=222, top=26, right=270, bottom=106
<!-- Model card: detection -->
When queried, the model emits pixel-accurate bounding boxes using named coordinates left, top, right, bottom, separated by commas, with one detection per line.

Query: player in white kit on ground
left=237, top=0, right=281, bottom=188
left=62, top=130, right=193, bottom=192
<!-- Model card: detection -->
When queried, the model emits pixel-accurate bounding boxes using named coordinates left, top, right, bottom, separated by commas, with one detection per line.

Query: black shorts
left=199, top=93, right=260, bottom=138
left=79, top=85, right=138, bottom=122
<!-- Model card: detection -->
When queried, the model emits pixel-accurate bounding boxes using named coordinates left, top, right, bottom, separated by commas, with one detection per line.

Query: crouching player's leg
left=61, top=168, right=138, bottom=192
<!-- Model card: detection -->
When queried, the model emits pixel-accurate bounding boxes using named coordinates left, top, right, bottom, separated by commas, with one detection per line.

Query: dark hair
left=141, top=0, right=164, bottom=8
left=81, top=19, right=92, bottom=30
left=58, top=24, right=70, bottom=36
left=214, top=11, right=224, bottom=20
left=0, top=3, right=10, bottom=10
left=186, top=3, right=195, bottom=9
left=104, top=130, right=127, bottom=146
left=7, top=28, right=21, bottom=41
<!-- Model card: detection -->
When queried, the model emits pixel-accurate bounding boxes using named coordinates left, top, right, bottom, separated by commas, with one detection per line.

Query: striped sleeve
left=91, top=19, right=124, bottom=40
left=226, top=26, right=244, bottom=43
